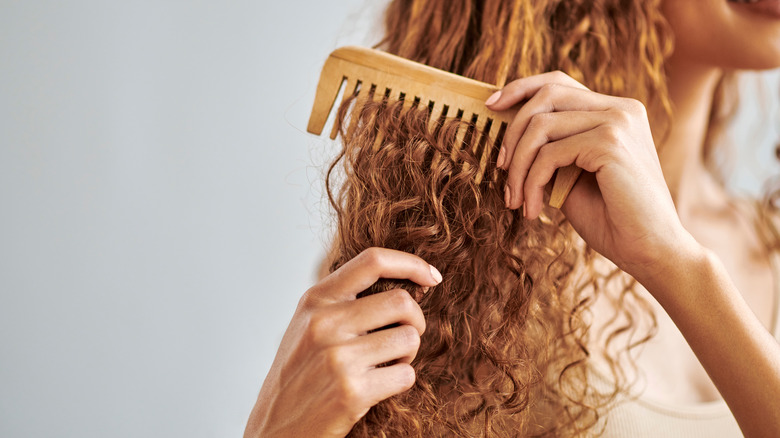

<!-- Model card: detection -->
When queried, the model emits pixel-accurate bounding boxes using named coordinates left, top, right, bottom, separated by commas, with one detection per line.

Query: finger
left=503, top=111, right=607, bottom=209
left=337, top=288, right=426, bottom=336
left=363, top=363, right=416, bottom=405
left=485, top=70, right=589, bottom=111
left=347, top=324, right=422, bottom=367
left=311, top=248, right=443, bottom=303
left=499, top=85, right=615, bottom=170
left=522, top=128, right=605, bottom=219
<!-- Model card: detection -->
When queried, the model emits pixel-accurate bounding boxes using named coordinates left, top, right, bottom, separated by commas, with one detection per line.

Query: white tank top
left=598, top=253, right=780, bottom=437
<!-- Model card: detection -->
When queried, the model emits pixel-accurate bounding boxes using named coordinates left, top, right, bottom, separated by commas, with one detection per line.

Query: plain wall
left=0, top=1, right=379, bottom=437
left=0, top=2, right=778, bottom=437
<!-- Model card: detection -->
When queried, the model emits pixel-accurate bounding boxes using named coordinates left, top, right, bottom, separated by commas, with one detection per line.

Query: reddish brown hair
left=325, top=0, right=676, bottom=435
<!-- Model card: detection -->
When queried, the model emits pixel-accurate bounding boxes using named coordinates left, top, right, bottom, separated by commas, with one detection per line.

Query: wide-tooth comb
left=306, top=46, right=581, bottom=208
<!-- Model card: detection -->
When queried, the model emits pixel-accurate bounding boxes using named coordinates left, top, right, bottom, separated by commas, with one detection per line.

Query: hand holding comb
left=306, top=46, right=582, bottom=209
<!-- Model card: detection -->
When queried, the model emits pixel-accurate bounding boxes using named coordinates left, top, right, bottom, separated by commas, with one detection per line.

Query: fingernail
left=485, top=90, right=501, bottom=106
left=522, top=202, right=527, bottom=218
left=429, top=265, right=443, bottom=283
left=496, top=147, right=506, bottom=168
left=504, top=185, right=511, bottom=208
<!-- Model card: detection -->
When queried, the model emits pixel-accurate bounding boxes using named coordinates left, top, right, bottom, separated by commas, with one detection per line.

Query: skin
left=629, top=0, right=780, bottom=406
left=488, top=1, right=780, bottom=435
left=245, top=248, right=441, bottom=438
left=246, top=1, right=780, bottom=436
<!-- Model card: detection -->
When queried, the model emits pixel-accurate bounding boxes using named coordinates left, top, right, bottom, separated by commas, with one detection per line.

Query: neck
left=658, top=56, right=724, bottom=218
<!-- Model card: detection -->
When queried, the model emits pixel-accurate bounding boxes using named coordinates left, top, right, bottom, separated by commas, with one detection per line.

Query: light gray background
left=0, top=2, right=778, bottom=437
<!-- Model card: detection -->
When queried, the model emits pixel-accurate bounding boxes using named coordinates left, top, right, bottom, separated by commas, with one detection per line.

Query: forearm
left=639, top=245, right=780, bottom=438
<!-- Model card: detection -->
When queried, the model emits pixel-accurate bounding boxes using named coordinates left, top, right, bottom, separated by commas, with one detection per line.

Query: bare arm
left=489, top=70, right=780, bottom=437
left=639, top=244, right=780, bottom=438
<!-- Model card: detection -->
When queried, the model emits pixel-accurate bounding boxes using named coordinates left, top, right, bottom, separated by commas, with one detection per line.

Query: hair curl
left=320, top=0, right=711, bottom=436
left=330, top=97, right=593, bottom=435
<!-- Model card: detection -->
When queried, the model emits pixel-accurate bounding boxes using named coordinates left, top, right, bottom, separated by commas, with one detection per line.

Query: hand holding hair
left=243, top=248, right=441, bottom=438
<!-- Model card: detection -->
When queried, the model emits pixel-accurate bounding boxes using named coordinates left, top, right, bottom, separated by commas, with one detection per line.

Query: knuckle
left=600, top=124, right=622, bottom=144
left=389, top=289, right=416, bottom=314
left=539, top=83, right=559, bottom=99
left=306, top=310, right=334, bottom=343
left=396, top=364, right=417, bottom=390
left=513, top=138, right=536, bottom=164
left=535, top=143, right=554, bottom=162
left=359, top=247, right=385, bottom=270
left=609, top=107, right=632, bottom=124
left=552, top=70, right=568, bottom=81
left=526, top=112, right=551, bottom=135
left=623, top=97, right=647, bottom=116
left=534, top=148, right=560, bottom=177
left=396, top=324, right=421, bottom=348
left=324, top=345, right=350, bottom=374
left=337, top=376, right=364, bottom=408
left=298, top=286, right=319, bottom=310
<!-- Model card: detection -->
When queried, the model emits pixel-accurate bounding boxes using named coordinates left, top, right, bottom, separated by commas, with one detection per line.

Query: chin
left=664, top=0, right=780, bottom=71
left=727, top=0, right=780, bottom=20
left=726, top=0, right=780, bottom=69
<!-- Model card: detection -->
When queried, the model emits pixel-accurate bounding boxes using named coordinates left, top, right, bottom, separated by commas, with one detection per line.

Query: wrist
left=628, top=230, right=710, bottom=301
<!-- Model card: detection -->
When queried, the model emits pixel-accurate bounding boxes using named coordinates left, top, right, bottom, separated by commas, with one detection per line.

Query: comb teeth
left=486, top=120, right=507, bottom=184
left=427, top=101, right=446, bottom=133
left=329, top=76, right=504, bottom=184
left=308, top=46, right=583, bottom=208
left=327, top=76, right=359, bottom=140
left=345, top=80, right=372, bottom=140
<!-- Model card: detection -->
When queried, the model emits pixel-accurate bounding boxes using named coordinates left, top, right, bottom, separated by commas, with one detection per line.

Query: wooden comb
left=306, top=46, right=581, bottom=208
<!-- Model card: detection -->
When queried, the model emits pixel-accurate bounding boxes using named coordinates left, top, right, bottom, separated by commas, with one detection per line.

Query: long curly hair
left=320, top=0, right=726, bottom=436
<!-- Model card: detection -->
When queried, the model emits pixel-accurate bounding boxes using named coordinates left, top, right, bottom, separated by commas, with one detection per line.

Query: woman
left=246, top=0, right=780, bottom=436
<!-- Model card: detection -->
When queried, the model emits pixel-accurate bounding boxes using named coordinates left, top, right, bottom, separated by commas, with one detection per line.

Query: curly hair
left=324, top=0, right=679, bottom=436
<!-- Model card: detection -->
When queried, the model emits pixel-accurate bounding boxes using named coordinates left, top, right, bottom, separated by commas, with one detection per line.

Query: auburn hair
left=321, top=0, right=722, bottom=436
